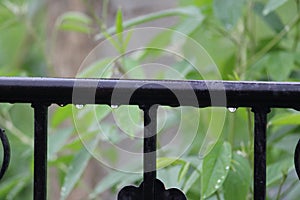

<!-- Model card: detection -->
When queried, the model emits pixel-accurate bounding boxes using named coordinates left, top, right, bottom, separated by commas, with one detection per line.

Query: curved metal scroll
left=294, top=138, right=300, bottom=180
left=118, top=179, right=186, bottom=200
left=0, top=128, right=10, bottom=180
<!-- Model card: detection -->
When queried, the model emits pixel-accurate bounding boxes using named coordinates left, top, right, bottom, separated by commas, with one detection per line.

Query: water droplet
left=111, top=105, right=118, bottom=109
left=76, top=104, right=84, bottom=109
left=215, top=185, right=219, bottom=189
left=59, top=104, right=65, bottom=107
left=226, top=166, right=230, bottom=170
left=228, top=107, right=237, bottom=113
left=217, top=179, right=221, bottom=183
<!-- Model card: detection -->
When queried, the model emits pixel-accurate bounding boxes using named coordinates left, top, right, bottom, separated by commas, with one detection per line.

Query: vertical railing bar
left=252, top=107, right=270, bottom=200
left=142, top=105, right=158, bottom=200
left=32, top=103, right=48, bottom=200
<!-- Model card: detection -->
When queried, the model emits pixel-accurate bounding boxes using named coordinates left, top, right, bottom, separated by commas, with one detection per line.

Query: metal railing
left=0, top=77, right=300, bottom=200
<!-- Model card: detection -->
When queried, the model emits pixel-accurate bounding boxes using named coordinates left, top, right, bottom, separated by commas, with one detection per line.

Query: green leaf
left=250, top=51, right=294, bottom=81
left=72, top=105, right=111, bottom=137
left=137, top=30, right=173, bottom=61
left=157, top=166, right=184, bottom=188
left=269, top=113, right=300, bottom=126
left=7, top=179, right=27, bottom=200
left=223, top=153, right=251, bottom=200
left=62, top=130, right=97, bottom=152
left=27, top=0, right=45, bottom=20
left=48, top=154, right=74, bottom=166
left=10, top=104, right=33, bottom=137
left=51, top=105, right=72, bottom=128
left=171, top=60, right=195, bottom=78
left=198, top=108, right=227, bottom=157
left=263, top=0, right=288, bottom=15
left=294, top=51, right=300, bottom=66
left=56, top=11, right=92, bottom=34
left=57, top=11, right=92, bottom=25
left=253, top=2, right=285, bottom=33
left=138, top=7, right=204, bottom=61
left=183, top=169, right=200, bottom=193
left=172, top=13, right=204, bottom=41
left=0, top=21, right=27, bottom=69
left=213, top=0, right=246, bottom=29
left=60, top=137, right=99, bottom=200
left=178, top=162, right=190, bottom=182
left=176, top=6, right=204, bottom=35
left=0, top=4, right=18, bottom=31
left=78, top=58, right=114, bottom=78
left=267, top=158, right=293, bottom=186
left=95, top=6, right=205, bottom=40
left=121, top=57, right=144, bottom=79
left=0, top=174, right=29, bottom=198
left=89, top=171, right=130, bottom=198
left=58, top=23, right=91, bottom=34
left=283, top=182, right=300, bottom=199
left=157, top=157, right=186, bottom=169
left=123, top=29, right=133, bottom=50
left=48, top=127, right=73, bottom=161
left=273, top=134, right=300, bottom=153
left=266, top=51, right=294, bottom=81
left=182, top=157, right=202, bottom=193
left=112, top=105, right=142, bottom=138
left=201, top=142, right=232, bottom=199
left=115, top=8, right=124, bottom=35
left=115, top=8, right=124, bottom=52
left=179, top=0, right=212, bottom=7
left=98, top=123, right=126, bottom=143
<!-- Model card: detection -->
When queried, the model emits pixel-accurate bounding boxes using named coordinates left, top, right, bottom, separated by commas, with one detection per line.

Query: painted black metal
left=0, top=77, right=299, bottom=199
left=0, top=128, right=10, bottom=180
left=252, top=107, right=270, bottom=200
left=142, top=105, right=157, bottom=200
left=118, top=105, right=187, bottom=200
left=118, top=179, right=186, bottom=200
left=0, top=77, right=300, bottom=108
left=32, top=104, right=48, bottom=200
left=294, top=139, right=300, bottom=180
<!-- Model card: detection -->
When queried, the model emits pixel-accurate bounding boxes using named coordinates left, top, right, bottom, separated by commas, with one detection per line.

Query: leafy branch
left=94, top=6, right=203, bottom=40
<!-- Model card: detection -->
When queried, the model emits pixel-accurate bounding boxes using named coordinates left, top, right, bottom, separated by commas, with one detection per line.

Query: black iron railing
left=0, top=77, right=300, bottom=200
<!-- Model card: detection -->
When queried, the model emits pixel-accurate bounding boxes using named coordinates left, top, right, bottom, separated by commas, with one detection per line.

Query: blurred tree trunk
left=45, top=0, right=175, bottom=199
left=46, top=1, right=104, bottom=199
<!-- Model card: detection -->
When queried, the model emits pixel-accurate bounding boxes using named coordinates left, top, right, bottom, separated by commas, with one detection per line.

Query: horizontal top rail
left=0, top=77, right=300, bottom=108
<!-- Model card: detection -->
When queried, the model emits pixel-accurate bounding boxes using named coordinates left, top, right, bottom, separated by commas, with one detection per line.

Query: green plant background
left=1, top=0, right=300, bottom=199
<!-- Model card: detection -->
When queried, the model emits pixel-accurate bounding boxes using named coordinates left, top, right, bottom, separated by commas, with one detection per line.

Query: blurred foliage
left=1, top=0, right=300, bottom=199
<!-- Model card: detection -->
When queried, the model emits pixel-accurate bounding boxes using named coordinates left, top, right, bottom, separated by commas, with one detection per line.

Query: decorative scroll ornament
left=0, top=128, right=10, bottom=180
left=294, top=139, right=300, bottom=180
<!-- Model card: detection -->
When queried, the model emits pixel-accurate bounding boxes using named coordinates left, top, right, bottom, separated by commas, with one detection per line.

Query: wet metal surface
left=0, top=77, right=299, bottom=199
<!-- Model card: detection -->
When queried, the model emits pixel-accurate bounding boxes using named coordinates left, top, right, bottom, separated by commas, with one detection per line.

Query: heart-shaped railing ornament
left=117, top=105, right=187, bottom=200
left=118, top=179, right=186, bottom=200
